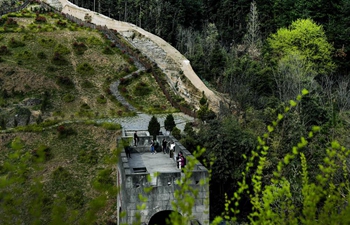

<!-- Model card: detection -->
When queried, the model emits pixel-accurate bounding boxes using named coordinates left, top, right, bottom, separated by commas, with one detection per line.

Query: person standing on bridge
left=134, top=131, right=139, bottom=146
left=150, top=140, right=156, bottom=154
left=162, top=138, right=167, bottom=154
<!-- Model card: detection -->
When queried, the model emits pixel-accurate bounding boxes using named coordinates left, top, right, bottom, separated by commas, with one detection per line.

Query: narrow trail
left=44, top=0, right=223, bottom=112
left=109, top=68, right=144, bottom=112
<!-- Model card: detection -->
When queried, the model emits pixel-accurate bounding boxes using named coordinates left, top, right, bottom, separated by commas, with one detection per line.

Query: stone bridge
left=117, top=131, right=209, bottom=225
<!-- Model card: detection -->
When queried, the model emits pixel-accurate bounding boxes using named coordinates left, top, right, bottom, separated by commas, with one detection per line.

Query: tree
left=243, top=1, right=262, bottom=59
left=171, top=126, right=181, bottom=140
left=148, top=115, right=160, bottom=139
left=164, top=114, right=176, bottom=133
left=267, top=18, right=336, bottom=76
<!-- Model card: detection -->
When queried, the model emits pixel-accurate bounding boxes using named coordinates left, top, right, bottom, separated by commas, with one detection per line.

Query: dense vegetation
left=74, top=0, right=350, bottom=223
left=2, top=0, right=350, bottom=224
left=0, top=4, right=176, bottom=224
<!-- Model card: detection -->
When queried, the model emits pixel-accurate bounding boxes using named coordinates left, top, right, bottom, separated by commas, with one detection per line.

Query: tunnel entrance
left=148, top=210, right=181, bottom=225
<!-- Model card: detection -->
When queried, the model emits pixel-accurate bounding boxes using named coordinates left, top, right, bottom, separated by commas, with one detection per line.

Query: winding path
left=44, top=0, right=223, bottom=112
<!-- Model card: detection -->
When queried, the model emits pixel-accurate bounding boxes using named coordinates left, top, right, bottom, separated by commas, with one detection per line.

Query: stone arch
left=148, top=210, right=181, bottom=225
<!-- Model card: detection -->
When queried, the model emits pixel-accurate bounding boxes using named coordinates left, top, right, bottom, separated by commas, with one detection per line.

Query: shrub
left=65, top=190, right=85, bottom=209
left=54, top=44, right=70, bottom=55
left=77, top=149, right=98, bottom=165
left=0, top=45, right=10, bottom=55
left=46, top=65, right=55, bottom=72
left=56, top=19, right=66, bottom=27
left=80, top=103, right=91, bottom=110
left=102, top=46, right=114, bottom=55
left=39, top=38, right=56, bottom=48
left=62, top=93, right=75, bottom=102
left=86, top=36, right=103, bottom=46
left=5, top=18, right=18, bottom=27
left=56, top=76, right=74, bottom=87
left=72, top=41, right=87, bottom=55
left=31, top=144, right=51, bottom=162
left=133, top=81, right=151, bottom=96
left=57, top=125, right=76, bottom=138
left=16, top=50, right=32, bottom=60
left=76, top=62, right=95, bottom=76
left=81, top=80, right=94, bottom=88
left=37, top=51, right=46, bottom=59
left=52, top=166, right=71, bottom=184
left=35, top=14, right=47, bottom=23
left=8, top=37, right=25, bottom=48
left=96, top=95, right=107, bottom=104
left=51, top=52, right=68, bottom=65
left=119, top=77, right=131, bottom=86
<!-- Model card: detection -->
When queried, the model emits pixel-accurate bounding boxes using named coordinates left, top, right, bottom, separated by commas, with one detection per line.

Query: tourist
left=134, top=131, right=139, bottom=146
left=150, top=140, right=156, bottom=154
left=162, top=138, right=167, bottom=154
left=125, top=146, right=131, bottom=159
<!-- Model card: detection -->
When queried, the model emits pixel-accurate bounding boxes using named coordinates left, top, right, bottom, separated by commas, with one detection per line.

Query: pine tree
left=164, top=114, right=176, bottom=133
left=148, top=115, right=160, bottom=139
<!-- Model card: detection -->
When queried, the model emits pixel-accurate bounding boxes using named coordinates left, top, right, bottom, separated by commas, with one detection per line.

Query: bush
left=77, top=149, right=98, bottom=165
left=35, top=14, right=47, bottom=23
left=16, top=50, right=32, bottom=60
left=86, top=36, right=103, bottom=46
left=56, top=19, right=67, bottom=27
left=76, top=62, right=95, bottom=76
left=171, top=126, right=181, bottom=140
left=62, top=93, right=75, bottom=102
left=39, top=38, right=56, bottom=48
left=54, top=44, right=70, bottom=55
left=31, top=144, right=51, bottom=162
left=96, top=95, right=107, bottom=104
left=0, top=45, right=10, bottom=55
left=37, top=51, right=46, bottom=59
left=72, top=41, right=87, bottom=55
left=8, top=37, right=25, bottom=48
left=56, top=76, right=74, bottom=87
left=5, top=18, right=18, bottom=27
left=57, top=125, right=76, bottom=138
left=133, top=81, right=151, bottom=96
left=81, top=80, right=94, bottom=88
left=80, top=103, right=91, bottom=110
left=102, top=46, right=114, bottom=55
left=52, top=52, right=68, bottom=66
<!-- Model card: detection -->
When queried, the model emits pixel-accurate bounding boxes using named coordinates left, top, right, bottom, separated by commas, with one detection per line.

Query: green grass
left=0, top=123, right=120, bottom=224
left=118, top=71, right=177, bottom=114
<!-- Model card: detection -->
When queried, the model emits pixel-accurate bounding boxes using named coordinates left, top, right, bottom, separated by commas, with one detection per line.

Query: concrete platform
left=128, top=151, right=179, bottom=175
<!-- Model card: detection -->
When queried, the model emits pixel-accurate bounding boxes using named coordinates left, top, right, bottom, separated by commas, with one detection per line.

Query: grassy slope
left=0, top=5, right=177, bottom=224
left=0, top=123, right=120, bottom=224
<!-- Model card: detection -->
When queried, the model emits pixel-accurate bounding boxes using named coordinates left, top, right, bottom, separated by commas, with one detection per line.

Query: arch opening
left=148, top=210, right=181, bottom=225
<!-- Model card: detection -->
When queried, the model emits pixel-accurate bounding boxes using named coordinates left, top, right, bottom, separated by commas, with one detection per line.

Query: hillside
left=0, top=5, right=182, bottom=224
left=0, top=6, right=178, bottom=129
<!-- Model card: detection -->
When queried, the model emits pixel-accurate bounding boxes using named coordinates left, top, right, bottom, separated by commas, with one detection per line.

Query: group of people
left=131, top=131, right=186, bottom=170
left=150, top=138, right=175, bottom=155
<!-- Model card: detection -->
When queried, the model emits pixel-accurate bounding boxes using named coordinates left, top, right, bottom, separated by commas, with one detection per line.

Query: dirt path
left=45, top=0, right=222, bottom=112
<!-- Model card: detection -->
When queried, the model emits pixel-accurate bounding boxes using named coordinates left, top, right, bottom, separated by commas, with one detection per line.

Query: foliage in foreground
left=0, top=124, right=120, bottom=225
left=213, top=89, right=350, bottom=224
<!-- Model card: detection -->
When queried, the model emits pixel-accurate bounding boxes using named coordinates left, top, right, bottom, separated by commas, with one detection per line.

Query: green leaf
left=267, top=125, right=274, bottom=132
left=290, top=100, right=297, bottom=107
left=302, top=89, right=309, bottom=95
left=278, top=114, right=284, bottom=121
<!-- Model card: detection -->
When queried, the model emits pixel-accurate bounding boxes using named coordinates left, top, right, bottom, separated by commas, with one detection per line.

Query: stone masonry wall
left=117, top=135, right=209, bottom=225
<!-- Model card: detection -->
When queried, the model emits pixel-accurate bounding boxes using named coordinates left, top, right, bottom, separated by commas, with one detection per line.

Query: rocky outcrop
left=0, top=98, right=42, bottom=129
